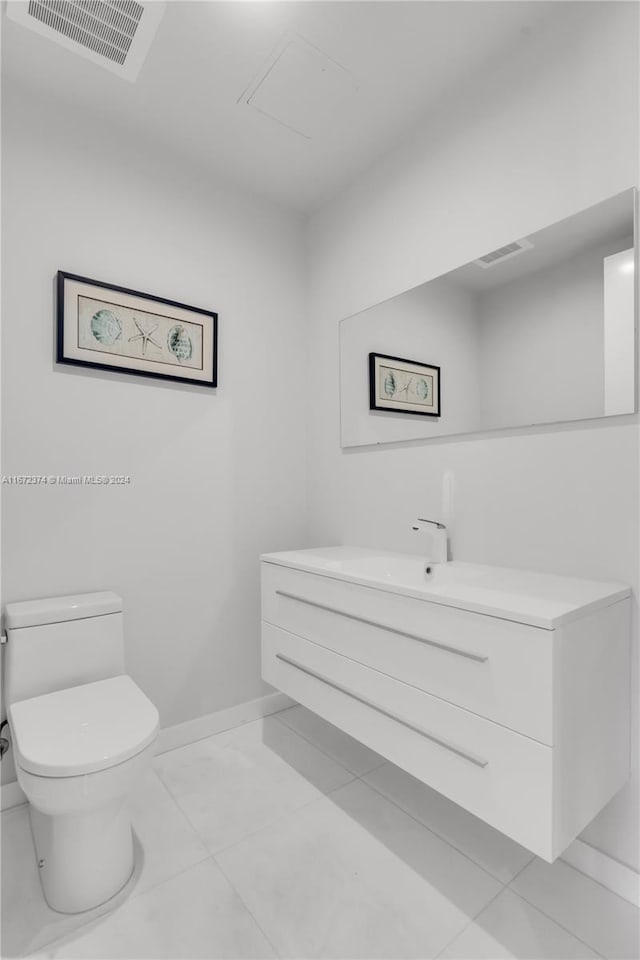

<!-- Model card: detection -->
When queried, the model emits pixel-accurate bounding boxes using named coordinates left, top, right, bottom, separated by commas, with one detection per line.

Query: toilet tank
left=4, top=592, right=125, bottom=706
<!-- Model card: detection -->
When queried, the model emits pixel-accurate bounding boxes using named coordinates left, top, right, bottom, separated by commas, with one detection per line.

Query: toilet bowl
left=4, top=593, right=159, bottom=914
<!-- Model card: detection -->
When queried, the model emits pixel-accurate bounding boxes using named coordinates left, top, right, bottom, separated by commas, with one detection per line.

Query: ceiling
left=3, top=1, right=576, bottom=212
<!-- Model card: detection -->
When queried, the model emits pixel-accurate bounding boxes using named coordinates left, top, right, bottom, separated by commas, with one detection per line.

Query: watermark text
left=2, top=475, right=132, bottom=486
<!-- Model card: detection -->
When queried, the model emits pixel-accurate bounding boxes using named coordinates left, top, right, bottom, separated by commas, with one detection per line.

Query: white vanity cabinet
left=260, top=548, right=631, bottom=862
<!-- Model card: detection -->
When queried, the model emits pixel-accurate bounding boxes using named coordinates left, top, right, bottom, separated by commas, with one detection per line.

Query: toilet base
left=30, top=800, right=135, bottom=914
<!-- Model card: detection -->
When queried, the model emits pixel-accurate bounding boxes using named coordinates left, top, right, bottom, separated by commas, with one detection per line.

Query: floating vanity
left=261, top=546, right=631, bottom=861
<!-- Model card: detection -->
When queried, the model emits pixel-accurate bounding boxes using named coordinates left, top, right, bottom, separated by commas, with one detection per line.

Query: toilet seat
left=9, top=675, right=159, bottom=777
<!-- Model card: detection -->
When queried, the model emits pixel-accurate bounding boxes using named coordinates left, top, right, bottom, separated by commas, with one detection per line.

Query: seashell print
left=416, top=378, right=430, bottom=401
left=90, top=309, right=122, bottom=345
left=384, top=370, right=397, bottom=397
left=167, top=324, right=193, bottom=361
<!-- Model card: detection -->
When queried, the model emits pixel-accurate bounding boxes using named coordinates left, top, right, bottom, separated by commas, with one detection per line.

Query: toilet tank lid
left=5, top=592, right=122, bottom=629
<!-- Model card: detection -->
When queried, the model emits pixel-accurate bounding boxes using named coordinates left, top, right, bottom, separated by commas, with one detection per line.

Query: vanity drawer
left=262, top=563, right=554, bottom=744
left=262, top=622, right=554, bottom=859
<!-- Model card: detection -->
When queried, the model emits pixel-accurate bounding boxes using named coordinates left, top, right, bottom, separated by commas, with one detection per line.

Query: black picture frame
left=369, top=352, right=441, bottom=417
left=57, top=271, right=218, bottom=388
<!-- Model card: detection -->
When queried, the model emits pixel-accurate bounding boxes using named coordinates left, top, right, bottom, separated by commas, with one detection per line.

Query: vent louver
left=6, top=0, right=165, bottom=81
left=474, top=237, right=533, bottom=269
left=27, top=0, right=143, bottom=65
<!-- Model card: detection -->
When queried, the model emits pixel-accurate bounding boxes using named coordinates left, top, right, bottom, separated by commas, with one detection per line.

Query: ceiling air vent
left=6, top=0, right=166, bottom=81
left=474, top=237, right=533, bottom=269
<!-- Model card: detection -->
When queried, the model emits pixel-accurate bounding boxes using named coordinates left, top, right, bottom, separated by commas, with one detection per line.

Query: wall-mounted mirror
left=340, top=188, right=637, bottom=448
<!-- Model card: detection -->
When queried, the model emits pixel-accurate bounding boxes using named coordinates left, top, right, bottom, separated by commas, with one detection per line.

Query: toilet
left=4, top=592, right=159, bottom=914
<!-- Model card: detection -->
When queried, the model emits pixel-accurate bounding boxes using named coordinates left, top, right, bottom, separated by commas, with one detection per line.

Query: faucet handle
left=414, top=518, right=446, bottom=530
left=412, top=517, right=448, bottom=563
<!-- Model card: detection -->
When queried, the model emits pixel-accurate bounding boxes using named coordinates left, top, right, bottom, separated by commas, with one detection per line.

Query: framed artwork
left=369, top=352, right=440, bottom=417
left=57, top=271, right=218, bottom=388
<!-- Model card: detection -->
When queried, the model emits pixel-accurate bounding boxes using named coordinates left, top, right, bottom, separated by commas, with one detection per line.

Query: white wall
left=478, top=237, right=632, bottom=428
left=307, top=1, right=639, bottom=871
left=1, top=82, right=309, bottom=783
left=340, top=277, right=480, bottom=446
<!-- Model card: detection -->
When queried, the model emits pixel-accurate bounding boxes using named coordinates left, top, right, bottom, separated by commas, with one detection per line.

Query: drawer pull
left=275, top=652, right=489, bottom=769
left=275, top=590, right=488, bottom=663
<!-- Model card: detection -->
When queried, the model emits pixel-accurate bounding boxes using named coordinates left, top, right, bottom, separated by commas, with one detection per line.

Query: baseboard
left=154, top=691, right=295, bottom=755
left=0, top=691, right=295, bottom=812
left=561, top=837, right=640, bottom=907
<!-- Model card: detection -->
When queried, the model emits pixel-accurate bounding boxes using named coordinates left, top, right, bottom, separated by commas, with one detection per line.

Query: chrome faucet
left=412, top=518, right=448, bottom=563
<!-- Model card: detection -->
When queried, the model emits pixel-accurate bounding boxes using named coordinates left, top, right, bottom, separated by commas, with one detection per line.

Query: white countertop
left=261, top=546, right=631, bottom=629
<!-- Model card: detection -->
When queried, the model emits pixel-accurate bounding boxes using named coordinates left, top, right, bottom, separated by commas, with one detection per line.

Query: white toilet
left=4, top=591, right=159, bottom=914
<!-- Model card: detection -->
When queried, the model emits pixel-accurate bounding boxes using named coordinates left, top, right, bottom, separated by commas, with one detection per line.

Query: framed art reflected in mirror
left=369, top=353, right=441, bottom=417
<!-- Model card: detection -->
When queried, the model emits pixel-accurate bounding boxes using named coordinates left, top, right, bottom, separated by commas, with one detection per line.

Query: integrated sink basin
left=261, top=545, right=630, bottom=628
left=324, top=551, right=436, bottom=583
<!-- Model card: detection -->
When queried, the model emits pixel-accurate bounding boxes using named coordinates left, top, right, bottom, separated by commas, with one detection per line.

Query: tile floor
left=2, top=705, right=638, bottom=959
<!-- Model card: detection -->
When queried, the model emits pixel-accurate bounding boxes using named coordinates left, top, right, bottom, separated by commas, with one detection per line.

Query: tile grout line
left=11, top=714, right=329, bottom=956
left=504, top=865, right=611, bottom=959
left=212, top=852, right=283, bottom=960
left=210, top=774, right=361, bottom=859
left=22, top=854, right=611, bottom=960
left=153, top=714, right=361, bottom=861
left=270, top=717, right=632, bottom=958
left=16, top=774, right=211, bottom=958
left=432, top=879, right=507, bottom=959
left=153, top=710, right=373, bottom=863
left=336, top=766, right=543, bottom=960
left=266, top=714, right=529, bottom=890
left=433, top=853, right=608, bottom=960
left=206, top=748, right=509, bottom=960
left=19, top=854, right=215, bottom=959
left=12, top=740, right=244, bottom=957
left=17, top=710, right=617, bottom=960
left=357, top=770, right=523, bottom=888
left=508, top=855, right=540, bottom=885
left=151, top=786, right=234, bottom=863
left=152, top=738, right=238, bottom=850
left=11, top=810, right=119, bottom=959
left=150, top=765, right=212, bottom=859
